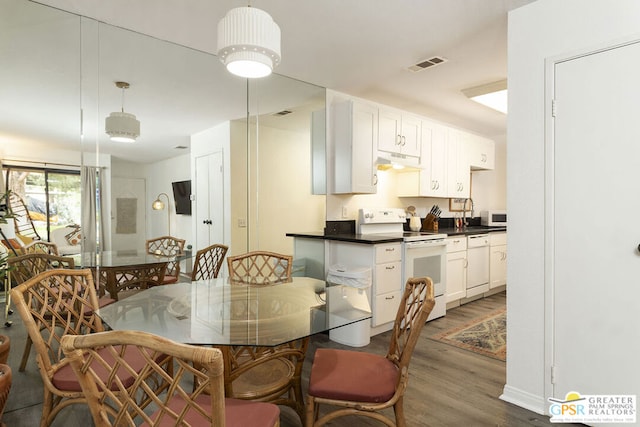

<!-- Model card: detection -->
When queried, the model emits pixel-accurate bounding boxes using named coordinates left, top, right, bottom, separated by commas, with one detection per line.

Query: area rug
left=430, top=308, right=506, bottom=361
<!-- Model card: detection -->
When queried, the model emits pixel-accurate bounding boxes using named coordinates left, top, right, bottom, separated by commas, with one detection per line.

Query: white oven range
left=359, top=208, right=447, bottom=321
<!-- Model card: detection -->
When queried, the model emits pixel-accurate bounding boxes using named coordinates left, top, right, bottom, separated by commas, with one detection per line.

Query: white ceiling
left=5, top=0, right=535, bottom=163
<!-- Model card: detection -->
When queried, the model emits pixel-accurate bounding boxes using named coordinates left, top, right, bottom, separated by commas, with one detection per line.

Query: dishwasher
left=466, top=234, right=490, bottom=298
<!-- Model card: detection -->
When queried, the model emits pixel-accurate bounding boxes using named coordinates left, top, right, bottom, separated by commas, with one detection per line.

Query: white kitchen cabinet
left=378, top=107, right=422, bottom=158
left=468, top=133, right=496, bottom=170
left=445, top=237, right=467, bottom=303
left=327, top=241, right=403, bottom=334
left=446, top=129, right=470, bottom=198
left=395, top=120, right=448, bottom=198
left=489, top=232, right=507, bottom=289
left=332, top=100, right=378, bottom=194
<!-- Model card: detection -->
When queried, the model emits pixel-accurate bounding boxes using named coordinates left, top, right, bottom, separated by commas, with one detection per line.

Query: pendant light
left=217, top=6, right=281, bottom=78
left=105, top=81, right=140, bottom=142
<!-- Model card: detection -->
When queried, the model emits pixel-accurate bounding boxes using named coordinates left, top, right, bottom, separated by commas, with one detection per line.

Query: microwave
left=481, top=210, right=507, bottom=226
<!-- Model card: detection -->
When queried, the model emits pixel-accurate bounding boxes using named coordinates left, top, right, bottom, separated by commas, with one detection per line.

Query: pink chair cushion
left=308, top=348, right=400, bottom=403
left=52, top=345, right=150, bottom=392
left=142, top=395, right=280, bottom=427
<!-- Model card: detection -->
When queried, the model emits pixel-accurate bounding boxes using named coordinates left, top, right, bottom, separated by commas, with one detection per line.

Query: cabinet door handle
left=385, top=248, right=395, bottom=252
left=401, top=136, right=406, bottom=146
left=385, top=265, right=395, bottom=270
left=373, top=174, right=378, bottom=185
left=385, top=295, right=395, bottom=300
left=396, top=134, right=402, bottom=146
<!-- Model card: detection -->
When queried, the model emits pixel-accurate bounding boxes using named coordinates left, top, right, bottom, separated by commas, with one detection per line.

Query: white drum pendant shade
left=217, top=6, right=281, bottom=78
left=105, top=111, right=140, bottom=143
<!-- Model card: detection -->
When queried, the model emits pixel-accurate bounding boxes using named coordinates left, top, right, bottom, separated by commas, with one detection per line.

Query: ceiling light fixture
left=462, top=79, right=508, bottom=114
left=105, top=81, right=140, bottom=142
left=217, top=6, right=281, bottom=79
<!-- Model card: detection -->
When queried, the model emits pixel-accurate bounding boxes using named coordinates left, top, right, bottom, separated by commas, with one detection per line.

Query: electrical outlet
left=238, top=218, right=247, bottom=228
left=341, top=206, right=348, bottom=218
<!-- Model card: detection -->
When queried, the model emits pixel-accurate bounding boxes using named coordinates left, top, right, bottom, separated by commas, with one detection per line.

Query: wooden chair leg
left=19, top=336, right=32, bottom=372
left=394, top=396, right=406, bottom=427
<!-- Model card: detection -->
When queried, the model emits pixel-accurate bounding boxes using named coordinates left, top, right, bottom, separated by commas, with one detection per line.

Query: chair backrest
left=7, top=252, right=75, bottom=286
left=22, top=240, right=59, bottom=256
left=227, top=250, right=292, bottom=284
left=10, top=269, right=103, bottom=375
left=191, top=244, right=228, bottom=281
left=8, top=192, right=42, bottom=240
left=61, top=330, right=226, bottom=427
left=146, top=236, right=186, bottom=277
left=387, top=277, right=435, bottom=371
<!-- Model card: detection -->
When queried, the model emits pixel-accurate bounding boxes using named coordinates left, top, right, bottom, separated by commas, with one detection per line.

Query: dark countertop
left=286, top=232, right=404, bottom=244
left=287, top=225, right=506, bottom=244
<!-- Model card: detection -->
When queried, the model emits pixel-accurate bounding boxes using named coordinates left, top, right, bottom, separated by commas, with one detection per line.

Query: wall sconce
left=152, top=193, right=171, bottom=236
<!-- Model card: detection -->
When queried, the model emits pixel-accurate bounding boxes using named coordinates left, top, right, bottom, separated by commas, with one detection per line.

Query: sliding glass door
left=3, top=165, right=81, bottom=241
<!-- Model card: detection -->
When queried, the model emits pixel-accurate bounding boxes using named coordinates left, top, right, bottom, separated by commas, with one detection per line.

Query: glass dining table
left=96, top=276, right=372, bottom=346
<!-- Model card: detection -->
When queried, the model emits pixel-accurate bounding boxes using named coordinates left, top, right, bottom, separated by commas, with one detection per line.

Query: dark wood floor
left=0, top=292, right=568, bottom=426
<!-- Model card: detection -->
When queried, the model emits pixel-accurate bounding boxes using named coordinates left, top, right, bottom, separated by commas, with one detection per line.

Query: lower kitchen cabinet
left=489, top=232, right=507, bottom=288
left=326, top=241, right=403, bottom=335
left=446, top=237, right=467, bottom=303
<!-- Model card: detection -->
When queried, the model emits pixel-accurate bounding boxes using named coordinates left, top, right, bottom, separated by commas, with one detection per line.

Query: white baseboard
left=500, top=384, right=548, bottom=416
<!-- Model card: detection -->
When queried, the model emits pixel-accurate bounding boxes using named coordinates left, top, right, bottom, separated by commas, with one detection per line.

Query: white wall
left=505, top=0, right=640, bottom=414
left=146, top=153, right=191, bottom=243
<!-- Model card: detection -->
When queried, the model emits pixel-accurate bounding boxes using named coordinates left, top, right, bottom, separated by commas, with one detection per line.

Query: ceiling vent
left=274, top=110, right=292, bottom=116
left=408, top=56, right=448, bottom=72
left=174, top=145, right=188, bottom=150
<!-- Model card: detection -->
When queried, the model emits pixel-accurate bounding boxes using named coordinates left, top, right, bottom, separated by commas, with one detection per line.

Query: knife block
left=422, top=213, right=439, bottom=232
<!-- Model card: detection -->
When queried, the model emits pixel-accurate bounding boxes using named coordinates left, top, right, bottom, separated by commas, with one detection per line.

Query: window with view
left=2, top=166, right=81, bottom=243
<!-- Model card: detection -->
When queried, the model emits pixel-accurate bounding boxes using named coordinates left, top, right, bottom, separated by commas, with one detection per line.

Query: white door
left=194, top=151, right=224, bottom=251
left=551, top=41, right=640, bottom=404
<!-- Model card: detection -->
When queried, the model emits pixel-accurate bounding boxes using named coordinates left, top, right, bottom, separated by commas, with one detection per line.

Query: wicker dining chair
left=145, top=236, right=186, bottom=284
left=10, top=269, right=105, bottom=426
left=22, top=240, right=59, bottom=256
left=191, top=243, right=228, bottom=281
left=61, top=330, right=281, bottom=427
left=224, top=250, right=306, bottom=423
left=306, top=277, right=436, bottom=427
left=7, top=253, right=76, bottom=372
left=226, top=250, right=292, bottom=284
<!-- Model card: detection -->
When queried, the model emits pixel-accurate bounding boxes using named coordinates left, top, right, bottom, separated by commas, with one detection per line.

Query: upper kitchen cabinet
left=378, top=107, right=422, bottom=159
left=447, top=129, right=470, bottom=198
left=396, top=119, right=448, bottom=198
left=333, top=100, right=378, bottom=194
left=468, top=134, right=495, bottom=170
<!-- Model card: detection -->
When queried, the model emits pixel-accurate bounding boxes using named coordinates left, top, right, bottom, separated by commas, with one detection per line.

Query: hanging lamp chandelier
left=105, top=81, right=140, bottom=143
left=217, top=6, right=281, bottom=78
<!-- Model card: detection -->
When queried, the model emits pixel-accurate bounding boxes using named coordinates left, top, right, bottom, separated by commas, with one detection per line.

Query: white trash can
left=326, top=265, right=371, bottom=347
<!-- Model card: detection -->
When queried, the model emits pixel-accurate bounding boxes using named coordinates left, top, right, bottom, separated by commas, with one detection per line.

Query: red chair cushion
left=52, top=345, right=150, bottom=392
left=142, top=395, right=280, bottom=427
left=308, top=348, right=399, bottom=403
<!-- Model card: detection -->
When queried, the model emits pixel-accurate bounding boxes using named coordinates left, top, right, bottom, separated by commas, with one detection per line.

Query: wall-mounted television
left=172, top=180, right=192, bottom=215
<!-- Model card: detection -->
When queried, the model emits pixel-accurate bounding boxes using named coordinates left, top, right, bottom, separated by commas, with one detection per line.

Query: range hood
left=376, top=151, right=421, bottom=170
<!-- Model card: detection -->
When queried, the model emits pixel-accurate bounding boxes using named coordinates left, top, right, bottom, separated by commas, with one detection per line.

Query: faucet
left=462, top=198, right=474, bottom=227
